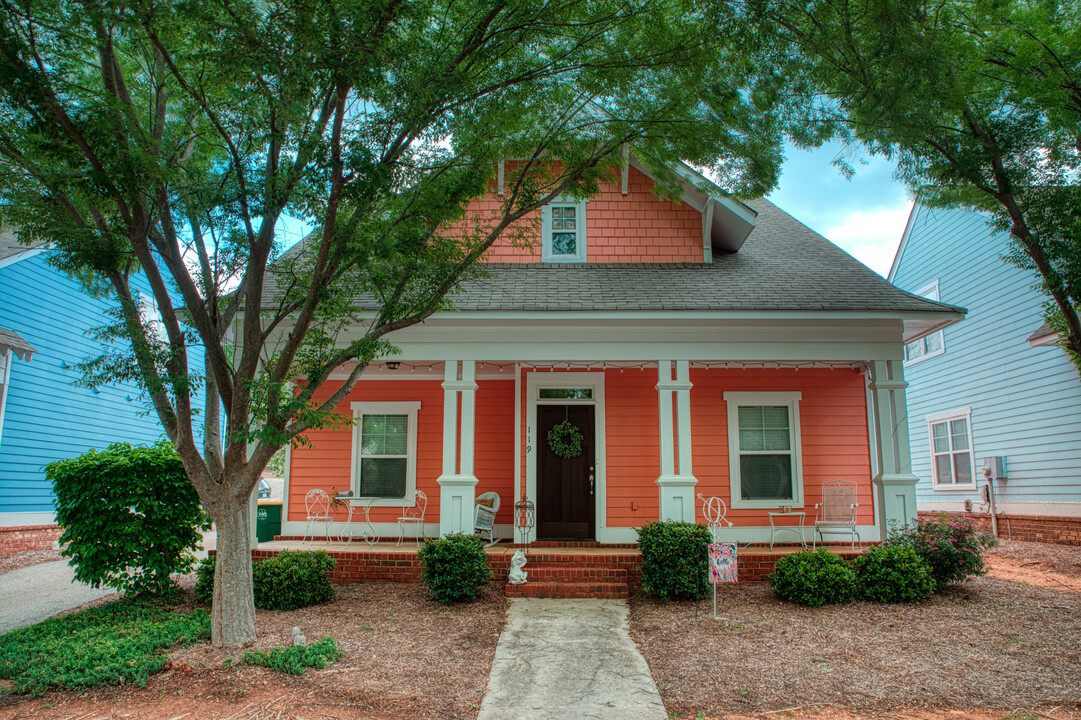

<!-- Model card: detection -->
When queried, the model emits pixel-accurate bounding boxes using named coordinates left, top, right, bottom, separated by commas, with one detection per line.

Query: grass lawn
left=630, top=542, right=1081, bottom=719
left=0, top=597, right=208, bottom=696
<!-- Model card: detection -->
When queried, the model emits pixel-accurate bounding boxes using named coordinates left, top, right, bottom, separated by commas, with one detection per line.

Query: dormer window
left=542, top=199, right=587, bottom=263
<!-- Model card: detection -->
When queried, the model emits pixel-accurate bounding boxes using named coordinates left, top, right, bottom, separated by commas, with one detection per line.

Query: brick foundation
left=242, top=540, right=866, bottom=597
left=918, top=511, right=1081, bottom=546
left=0, top=524, right=62, bottom=556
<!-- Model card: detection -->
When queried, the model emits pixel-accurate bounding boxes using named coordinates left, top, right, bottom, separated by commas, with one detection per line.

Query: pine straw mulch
left=0, top=549, right=61, bottom=576
left=0, top=582, right=507, bottom=720
left=630, top=554, right=1081, bottom=720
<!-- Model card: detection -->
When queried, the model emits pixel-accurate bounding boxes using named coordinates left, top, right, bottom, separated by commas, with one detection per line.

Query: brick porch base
left=254, top=538, right=866, bottom=598
left=0, top=524, right=62, bottom=556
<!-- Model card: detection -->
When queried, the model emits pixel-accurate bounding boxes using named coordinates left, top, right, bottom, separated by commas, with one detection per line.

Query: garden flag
left=708, top=542, right=738, bottom=584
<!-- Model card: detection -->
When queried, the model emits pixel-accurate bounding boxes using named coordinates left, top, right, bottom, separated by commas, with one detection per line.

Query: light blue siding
left=891, top=205, right=1081, bottom=507
left=0, top=254, right=204, bottom=516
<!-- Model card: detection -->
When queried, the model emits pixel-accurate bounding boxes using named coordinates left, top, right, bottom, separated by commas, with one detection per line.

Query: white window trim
left=926, top=407, right=977, bottom=491
left=349, top=401, right=421, bottom=506
left=724, top=391, right=804, bottom=509
left=0, top=349, right=11, bottom=447
left=905, top=280, right=945, bottom=365
left=541, top=197, right=588, bottom=263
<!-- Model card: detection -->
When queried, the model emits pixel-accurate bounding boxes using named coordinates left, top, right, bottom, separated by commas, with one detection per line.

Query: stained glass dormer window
left=542, top=199, right=587, bottom=262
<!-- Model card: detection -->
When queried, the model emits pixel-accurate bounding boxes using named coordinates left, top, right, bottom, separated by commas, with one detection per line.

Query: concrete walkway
left=477, top=599, right=667, bottom=720
left=0, top=560, right=113, bottom=635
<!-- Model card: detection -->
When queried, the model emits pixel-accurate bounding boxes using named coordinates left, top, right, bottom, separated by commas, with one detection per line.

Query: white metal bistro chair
left=474, top=491, right=501, bottom=546
left=813, top=480, right=859, bottom=549
left=396, top=490, right=427, bottom=546
left=303, top=489, right=334, bottom=544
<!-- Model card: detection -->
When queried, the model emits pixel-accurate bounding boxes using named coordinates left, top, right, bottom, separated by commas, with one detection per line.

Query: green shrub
left=854, top=544, right=935, bottom=603
left=768, top=549, right=857, bottom=607
left=637, top=521, right=711, bottom=601
left=194, top=551, right=336, bottom=610
left=0, top=597, right=209, bottom=695
left=885, top=516, right=995, bottom=591
left=243, top=637, right=342, bottom=675
left=417, top=533, right=492, bottom=604
left=47, top=441, right=212, bottom=596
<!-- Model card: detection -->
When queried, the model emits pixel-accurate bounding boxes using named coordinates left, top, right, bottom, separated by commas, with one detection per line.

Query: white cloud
left=821, top=204, right=913, bottom=277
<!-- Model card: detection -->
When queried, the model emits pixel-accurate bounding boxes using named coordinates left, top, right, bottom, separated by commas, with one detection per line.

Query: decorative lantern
left=514, top=496, right=536, bottom=548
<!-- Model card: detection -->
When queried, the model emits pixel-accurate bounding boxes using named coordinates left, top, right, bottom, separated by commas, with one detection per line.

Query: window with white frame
left=724, top=391, right=804, bottom=508
left=350, top=401, right=420, bottom=504
left=927, top=408, right=975, bottom=489
left=541, top=198, right=587, bottom=262
left=905, top=280, right=945, bottom=363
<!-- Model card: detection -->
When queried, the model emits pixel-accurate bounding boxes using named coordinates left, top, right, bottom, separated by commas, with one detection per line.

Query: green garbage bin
left=256, top=500, right=283, bottom=543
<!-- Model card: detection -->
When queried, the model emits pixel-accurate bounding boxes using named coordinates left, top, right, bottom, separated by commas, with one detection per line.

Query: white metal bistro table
left=334, top=495, right=378, bottom=545
left=768, top=511, right=807, bottom=550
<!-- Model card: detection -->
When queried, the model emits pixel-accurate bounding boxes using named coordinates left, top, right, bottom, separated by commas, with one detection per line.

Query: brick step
left=519, top=566, right=628, bottom=582
left=505, top=581, right=629, bottom=599
left=508, top=553, right=639, bottom=565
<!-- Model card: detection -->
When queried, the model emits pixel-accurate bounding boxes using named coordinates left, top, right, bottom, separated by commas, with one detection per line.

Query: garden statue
left=508, top=550, right=528, bottom=584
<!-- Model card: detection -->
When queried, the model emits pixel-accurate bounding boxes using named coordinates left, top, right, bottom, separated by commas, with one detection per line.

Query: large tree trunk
left=211, top=499, right=257, bottom=647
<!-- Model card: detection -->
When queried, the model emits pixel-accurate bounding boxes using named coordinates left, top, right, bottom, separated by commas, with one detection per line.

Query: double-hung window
left=927, top=408, right=975, bottom=489
left=350, top=401, right=420, bottom=505
left=541, top=198, right=587, bottom=262
left=904, top=280, right=945, bottom=363
left=724, top=392, right=804, bottom=508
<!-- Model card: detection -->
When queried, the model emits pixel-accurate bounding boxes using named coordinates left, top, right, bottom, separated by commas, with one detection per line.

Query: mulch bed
left=630, top=552, right=1081, bottom=719
left=0, top=582, right=506, bottom=720
left=0, top=549, right=61, bottom=577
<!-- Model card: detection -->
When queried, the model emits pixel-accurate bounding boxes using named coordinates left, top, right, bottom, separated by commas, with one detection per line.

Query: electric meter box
left=982, top=456, right=1007, bottom=481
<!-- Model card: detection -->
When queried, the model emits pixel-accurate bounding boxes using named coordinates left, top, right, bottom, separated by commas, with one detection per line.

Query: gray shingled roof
left=0, top=327, right=36, bottom=361
left=267, top=198, right=959, bottom=316
left=0, top=228, right=43, bottom=263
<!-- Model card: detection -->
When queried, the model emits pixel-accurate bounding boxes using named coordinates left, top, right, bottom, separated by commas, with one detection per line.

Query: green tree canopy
left=0, top=0, right=788, bottom=645
left=755, top=0, right=1081, bottom=371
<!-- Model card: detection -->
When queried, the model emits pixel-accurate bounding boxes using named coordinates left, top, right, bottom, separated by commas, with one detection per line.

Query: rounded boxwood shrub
left=854, top=544, right=935, bottom=603
left=768, top=549, right=856, bottom=607
left=194, top=550, right=336, bottom=610
left=417, top=533, right=492, bottom=604
left=637, top=521, right=711, bottom=601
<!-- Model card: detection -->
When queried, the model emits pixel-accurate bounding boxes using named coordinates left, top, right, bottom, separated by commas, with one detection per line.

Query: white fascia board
left=0, top=246, right=45, bottom=270
left=337, top=308, right=960, bottom=324
left=886, top=202, right=920, bottom=283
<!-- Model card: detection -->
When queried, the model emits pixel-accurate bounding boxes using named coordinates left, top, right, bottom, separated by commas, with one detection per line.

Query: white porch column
left=869, top=360, right=918, bottom=540
left=437, top=360, right=479, bottom=535
left=656, top=360, right=697, bottom=522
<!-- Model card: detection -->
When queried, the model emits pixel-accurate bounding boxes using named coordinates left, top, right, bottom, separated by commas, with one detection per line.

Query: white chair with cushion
left=474, top=491, right=501, bottom=546
left=396, top=490, right=427, bottom=546
left=813, top=480, right=859, bottom=549
left=304, top=489, right=333, bottom=544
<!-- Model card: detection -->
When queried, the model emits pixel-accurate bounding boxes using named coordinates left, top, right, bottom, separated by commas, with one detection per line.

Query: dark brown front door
left=537, top=404, right=595, bottom=540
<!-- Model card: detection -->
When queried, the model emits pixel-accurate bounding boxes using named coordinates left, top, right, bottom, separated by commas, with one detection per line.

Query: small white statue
left=292, top=626, right=307, bottom=647
left=507, top=550, right=528, bottom=584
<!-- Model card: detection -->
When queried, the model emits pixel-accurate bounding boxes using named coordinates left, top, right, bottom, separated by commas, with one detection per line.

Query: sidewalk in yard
left=0, top=561, right=113, bottom=635
left=477, top=598, right=667, bottom=720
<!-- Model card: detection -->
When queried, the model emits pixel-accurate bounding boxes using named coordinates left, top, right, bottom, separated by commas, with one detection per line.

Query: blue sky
left=767, top=141, right=913, bottom=277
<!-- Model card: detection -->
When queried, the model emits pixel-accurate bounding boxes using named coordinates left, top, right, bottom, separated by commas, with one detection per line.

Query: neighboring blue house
left=889, top=205, right=1081, bottom=544
left=0, top=229, right=202, bottom=537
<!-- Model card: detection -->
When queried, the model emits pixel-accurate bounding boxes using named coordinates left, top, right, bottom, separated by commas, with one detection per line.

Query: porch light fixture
left=386, top=361, right=400, bottom=370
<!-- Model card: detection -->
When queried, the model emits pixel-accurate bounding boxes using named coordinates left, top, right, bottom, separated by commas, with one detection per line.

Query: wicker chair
left=474, top=492, right=501, bottom=546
